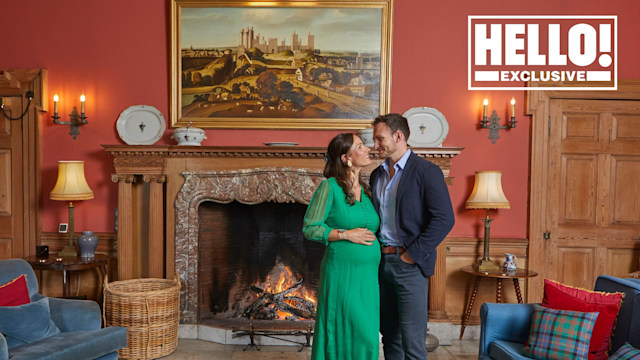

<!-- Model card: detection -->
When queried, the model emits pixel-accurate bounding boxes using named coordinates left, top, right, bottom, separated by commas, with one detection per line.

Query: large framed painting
left=171, top=0, right=393, bottom=129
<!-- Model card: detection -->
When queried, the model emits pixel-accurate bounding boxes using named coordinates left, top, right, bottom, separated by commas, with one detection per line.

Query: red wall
left=1, top=0, right=639, bottom=239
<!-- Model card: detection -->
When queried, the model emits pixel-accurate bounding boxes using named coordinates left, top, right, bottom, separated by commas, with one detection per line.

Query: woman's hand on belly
left=344, top=228, right=376, bottom=246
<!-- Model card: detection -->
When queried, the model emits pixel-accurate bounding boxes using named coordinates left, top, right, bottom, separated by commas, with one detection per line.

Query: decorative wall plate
left=403, top=107, right=449, bottom=147
left=116, top=105, right=166, bottom=145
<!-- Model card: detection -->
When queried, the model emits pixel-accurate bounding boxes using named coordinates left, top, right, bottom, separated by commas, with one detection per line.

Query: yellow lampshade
left=50, top=161, right=94, bottom=201
left=465, top=171, right=510, bottom=209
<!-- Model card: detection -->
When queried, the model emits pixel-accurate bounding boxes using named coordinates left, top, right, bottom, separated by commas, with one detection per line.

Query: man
left=370, top=113, right=455, bottom=360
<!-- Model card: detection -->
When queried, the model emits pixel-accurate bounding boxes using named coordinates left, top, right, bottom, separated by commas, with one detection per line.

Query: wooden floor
left=161, top=339, right=479, bottom=359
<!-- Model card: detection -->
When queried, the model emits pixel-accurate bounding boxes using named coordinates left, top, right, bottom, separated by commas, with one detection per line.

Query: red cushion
left=542, top=279, right=624, bottom=360
left=0, top=274, right=31, bottom=306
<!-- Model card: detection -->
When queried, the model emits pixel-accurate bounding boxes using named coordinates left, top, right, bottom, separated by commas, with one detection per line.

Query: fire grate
left=232, top=322, right=314, bottom=351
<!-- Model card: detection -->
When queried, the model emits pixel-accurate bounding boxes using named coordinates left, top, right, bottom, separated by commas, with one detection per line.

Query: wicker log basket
left=103, top=275, right=180, bottom=359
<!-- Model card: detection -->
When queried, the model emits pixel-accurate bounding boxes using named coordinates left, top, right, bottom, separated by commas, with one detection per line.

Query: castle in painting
left=237, top=27, right=315, bottom=56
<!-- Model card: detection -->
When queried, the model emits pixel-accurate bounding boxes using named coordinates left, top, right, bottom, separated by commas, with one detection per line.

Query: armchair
left=479, top=275, right=640, bottom=360
left=0, top=258, right=127, bottom=360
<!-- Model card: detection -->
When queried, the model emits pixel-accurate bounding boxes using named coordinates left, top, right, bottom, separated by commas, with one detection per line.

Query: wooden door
left=545, top=99, right=640, bottom=288
left=0, top=69, right=45, bottom=259
left=0, top=91, right=21, bottom=258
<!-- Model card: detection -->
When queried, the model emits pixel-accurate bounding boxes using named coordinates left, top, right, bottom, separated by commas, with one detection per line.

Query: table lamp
left=50, top=161, right=94, bottom=258
left=465, top=171, right=510, bottom=272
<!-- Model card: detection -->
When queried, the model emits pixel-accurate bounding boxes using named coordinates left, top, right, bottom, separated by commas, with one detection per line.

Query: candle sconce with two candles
left=52, top=94, right=88, bottom=140
left=480, top=98, right=516, bottom=144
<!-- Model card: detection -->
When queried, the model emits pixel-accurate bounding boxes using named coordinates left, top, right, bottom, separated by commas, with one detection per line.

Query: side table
left=459, top=265, right=538, bottom=339
left=24, top=254, right=108, bottom=299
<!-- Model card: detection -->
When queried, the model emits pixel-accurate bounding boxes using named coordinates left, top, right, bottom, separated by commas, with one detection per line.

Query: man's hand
left=400, top=251, right=415, bottom=264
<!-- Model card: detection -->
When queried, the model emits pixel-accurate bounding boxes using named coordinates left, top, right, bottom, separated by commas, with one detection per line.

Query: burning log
left=280, top=301, right=314, bottom=319
left=242, top=292, right=273, bottom=318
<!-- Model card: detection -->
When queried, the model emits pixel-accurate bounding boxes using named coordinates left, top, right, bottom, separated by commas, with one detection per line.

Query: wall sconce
left=52, top=94, right=88, bottom=140
left=0, top=91, right=34, bottom=121
left=480, top=98, right=517, bottom=144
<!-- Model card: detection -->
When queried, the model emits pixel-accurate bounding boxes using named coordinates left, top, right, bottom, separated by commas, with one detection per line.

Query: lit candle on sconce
left=80, top=94, right=86, bottom=115
left=481, top=98, right=489, bottom=127
left=53, top=94, right=59, bottom=115
left=509, top=98, right=517, bottom=128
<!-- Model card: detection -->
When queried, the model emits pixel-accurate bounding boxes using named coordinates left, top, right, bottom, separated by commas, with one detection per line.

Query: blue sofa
left=479, top=275, right=640, bottom=360
left=0, top=258, right=127, bottom=360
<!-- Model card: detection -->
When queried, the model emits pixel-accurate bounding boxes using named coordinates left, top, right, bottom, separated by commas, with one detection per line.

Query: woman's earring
left=347, top=160, right=353, bottom=168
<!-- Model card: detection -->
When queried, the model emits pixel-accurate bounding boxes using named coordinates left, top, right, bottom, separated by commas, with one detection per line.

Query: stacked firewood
left=243, top=278, right=316, bottom=320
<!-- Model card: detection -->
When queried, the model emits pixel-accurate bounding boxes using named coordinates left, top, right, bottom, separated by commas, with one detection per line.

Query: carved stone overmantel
left=177, top=168, right=324, bottom=206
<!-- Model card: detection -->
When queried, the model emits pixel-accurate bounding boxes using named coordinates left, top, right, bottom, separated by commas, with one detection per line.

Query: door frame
left=526, top=79, right=640, bottom=301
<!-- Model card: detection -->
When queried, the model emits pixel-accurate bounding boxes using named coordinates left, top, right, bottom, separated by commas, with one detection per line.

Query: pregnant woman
left=303, top=133, right=381, bottom=360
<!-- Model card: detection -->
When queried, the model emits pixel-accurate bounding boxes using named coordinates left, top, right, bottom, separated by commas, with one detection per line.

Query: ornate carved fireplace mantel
left=104, top=145, right=462, bottom=322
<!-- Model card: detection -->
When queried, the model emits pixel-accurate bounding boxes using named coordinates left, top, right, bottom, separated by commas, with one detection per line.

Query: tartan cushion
left=610, top=343, right=640, bottom=360
left=522, top=304, right=599, bottom=360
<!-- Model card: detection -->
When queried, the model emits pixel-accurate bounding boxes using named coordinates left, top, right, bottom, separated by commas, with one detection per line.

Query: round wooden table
left=24, top=254, right=108, bottom=299
left=459, top=265, right=538, bottom=339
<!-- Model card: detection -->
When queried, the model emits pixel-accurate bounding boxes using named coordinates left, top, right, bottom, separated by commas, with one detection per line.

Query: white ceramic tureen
left=172, top=122, right=207, bottom=146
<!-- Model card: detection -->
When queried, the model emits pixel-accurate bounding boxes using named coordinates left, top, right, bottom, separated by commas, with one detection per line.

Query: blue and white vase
left=77, top=231, right=98, bottom=260
left=503, top=253, right=517, bottom=271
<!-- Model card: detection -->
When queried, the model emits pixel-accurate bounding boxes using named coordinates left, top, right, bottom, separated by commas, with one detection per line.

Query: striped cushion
left=522, top=304, right=598, bottom=360
left=610, top=343, right=640, bottom=360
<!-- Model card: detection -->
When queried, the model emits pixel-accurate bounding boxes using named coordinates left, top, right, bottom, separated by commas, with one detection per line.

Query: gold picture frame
left=170, top=0, right=393, bottom=130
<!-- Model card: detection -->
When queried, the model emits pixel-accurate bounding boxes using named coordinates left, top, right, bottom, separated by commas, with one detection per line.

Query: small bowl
left=172, top=123, right=207, bottom=146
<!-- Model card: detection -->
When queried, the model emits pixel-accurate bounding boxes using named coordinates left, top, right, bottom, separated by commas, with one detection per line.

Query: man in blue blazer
left=371, top=113, right=455, bottom=360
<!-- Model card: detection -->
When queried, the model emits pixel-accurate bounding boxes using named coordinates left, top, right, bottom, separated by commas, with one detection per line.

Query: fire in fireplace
left=242, top=261, right=316, bottom=320
left=198, top=200, right=324, bottom=325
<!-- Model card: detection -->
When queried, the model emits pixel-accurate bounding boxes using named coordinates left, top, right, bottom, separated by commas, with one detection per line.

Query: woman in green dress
left=303, top=133, right=381, bottom=360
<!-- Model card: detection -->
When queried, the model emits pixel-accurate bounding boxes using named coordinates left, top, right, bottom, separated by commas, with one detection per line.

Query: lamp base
left=478, top=258, right=500, bottom=272
left=58, top=245, right=78, bottom=258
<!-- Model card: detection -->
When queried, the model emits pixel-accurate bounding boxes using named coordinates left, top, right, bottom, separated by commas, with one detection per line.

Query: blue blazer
left=370, top=151, right=455, bottom=276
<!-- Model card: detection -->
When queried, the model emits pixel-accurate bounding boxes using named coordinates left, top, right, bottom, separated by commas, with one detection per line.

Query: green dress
left=303, top=177, right=381, bottom=360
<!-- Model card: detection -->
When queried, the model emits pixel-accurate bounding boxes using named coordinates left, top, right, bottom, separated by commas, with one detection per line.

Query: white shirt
left=375, top=149, right=411, bottom=247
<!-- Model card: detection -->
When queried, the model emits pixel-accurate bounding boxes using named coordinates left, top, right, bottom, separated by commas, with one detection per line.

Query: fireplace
left=197, top=200, right=324, bottom=324
left=174, top=167, right=325, bottom=324
left=105, top=145, right=461, bottom=331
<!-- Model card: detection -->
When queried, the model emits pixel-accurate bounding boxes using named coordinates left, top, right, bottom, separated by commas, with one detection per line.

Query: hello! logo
left=468, top=16, right=617, bottom=90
